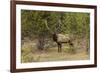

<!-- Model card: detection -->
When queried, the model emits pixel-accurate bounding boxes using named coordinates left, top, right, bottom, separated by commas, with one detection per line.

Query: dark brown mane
left=52, top=33, right=57, bottom=42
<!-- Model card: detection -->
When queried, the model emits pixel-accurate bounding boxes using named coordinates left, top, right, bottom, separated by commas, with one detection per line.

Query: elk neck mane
left=52, top=33, right=58, bottom=42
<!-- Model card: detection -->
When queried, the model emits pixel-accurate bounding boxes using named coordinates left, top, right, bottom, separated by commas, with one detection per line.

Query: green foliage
left=21, top=10, right=90, bottom=38
left=21, top=10, right=90, bottom=50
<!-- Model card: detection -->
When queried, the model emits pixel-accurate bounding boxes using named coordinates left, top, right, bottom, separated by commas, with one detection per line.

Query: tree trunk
left=37, top=37, right=45, bottom=50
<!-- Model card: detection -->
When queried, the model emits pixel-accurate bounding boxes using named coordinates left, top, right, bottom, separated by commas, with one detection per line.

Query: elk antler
left=44, top=20, right=53, bottom=34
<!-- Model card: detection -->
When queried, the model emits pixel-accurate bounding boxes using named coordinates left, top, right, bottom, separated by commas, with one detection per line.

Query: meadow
left=21, top=38, right=89, bottom=63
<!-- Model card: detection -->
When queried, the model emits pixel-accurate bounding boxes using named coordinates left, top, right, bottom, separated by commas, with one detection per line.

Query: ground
left=21, top=39, right=89, bottom=63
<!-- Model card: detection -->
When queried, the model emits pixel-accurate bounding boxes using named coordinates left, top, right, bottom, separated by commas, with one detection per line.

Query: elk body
left=52, top=33, right=73, bottom=52
left=44, top=20, right=73, bottom=52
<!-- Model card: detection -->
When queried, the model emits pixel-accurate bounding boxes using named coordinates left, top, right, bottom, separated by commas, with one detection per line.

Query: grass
left=22, top=48, right=89, bottom=63
left=21, top=42, right=89, bottom=63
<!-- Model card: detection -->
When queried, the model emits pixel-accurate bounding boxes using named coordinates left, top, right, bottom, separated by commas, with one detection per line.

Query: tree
left=21, top=10, right=90, bottom=51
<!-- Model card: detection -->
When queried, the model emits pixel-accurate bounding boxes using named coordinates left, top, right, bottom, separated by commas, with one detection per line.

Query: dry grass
left=21, top=44, right=89, bottom=63
left=21, top=38, right=89, bottom=63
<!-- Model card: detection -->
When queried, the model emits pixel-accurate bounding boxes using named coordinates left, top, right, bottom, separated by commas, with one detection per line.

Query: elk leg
left=58, top=43, right=62, bottom=52
left=69, top=42, right=73, bottom=50
left=68, top=40, right=73, bottom=46
left=58, top=45, right=60, bottom=52
left=57, top=43, right=59, bottom=52
left=59, top=44, right=62, bottom=52
left=70, top=42, right=73, bottom=46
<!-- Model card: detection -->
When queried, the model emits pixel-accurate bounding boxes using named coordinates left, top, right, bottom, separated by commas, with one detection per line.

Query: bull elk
left=44, top=20, right=74, bottom=52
